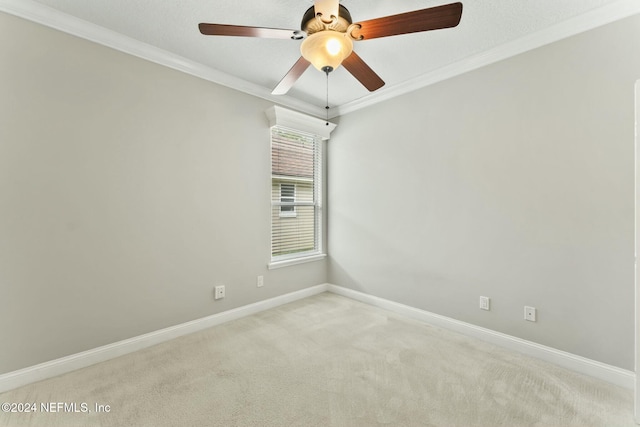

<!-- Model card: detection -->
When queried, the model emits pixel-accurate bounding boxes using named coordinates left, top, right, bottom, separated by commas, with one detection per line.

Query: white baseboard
left=1, top=283, right=633, bottom=393
left=0, top=284, right=329, bottom=393
left=326, top=284, right=634, bottom=389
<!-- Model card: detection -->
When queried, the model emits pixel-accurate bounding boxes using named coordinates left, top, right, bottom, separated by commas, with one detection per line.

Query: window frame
left=266, top=106, right=335, bottom=269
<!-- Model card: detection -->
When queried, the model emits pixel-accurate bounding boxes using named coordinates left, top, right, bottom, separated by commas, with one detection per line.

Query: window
left=266, top=106, right=335, bottom=268
left=279, top=183, right=296, bottom=217
left=271, top=127, right=320, bottom=261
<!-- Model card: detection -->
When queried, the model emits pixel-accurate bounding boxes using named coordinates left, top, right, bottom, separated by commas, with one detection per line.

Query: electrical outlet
left=524, top=306, right=536, bottom=322
left=257, top=275, right=264, bottom=288
left=214, top=285, right=225, bottom=300
left=479, top=296, right=490, bottom=311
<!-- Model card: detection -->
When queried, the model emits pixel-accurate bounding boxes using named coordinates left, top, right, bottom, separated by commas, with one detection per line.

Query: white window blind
left=271, top=126, right=321, bottom=260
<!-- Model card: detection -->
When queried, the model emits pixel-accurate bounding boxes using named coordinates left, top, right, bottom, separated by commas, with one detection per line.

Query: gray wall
left=0, top=13, right=326, bottom=374
left=328, top=15, right=640, bottom=370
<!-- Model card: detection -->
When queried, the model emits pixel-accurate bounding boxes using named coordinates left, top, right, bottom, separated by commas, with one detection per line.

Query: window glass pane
left=281, top=183, right=295, bottom=198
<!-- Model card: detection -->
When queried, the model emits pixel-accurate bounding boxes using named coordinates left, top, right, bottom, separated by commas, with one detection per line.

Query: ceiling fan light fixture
left=300, top=31, right=353, bottom=72
left=200, top=2, right=463, bottom=95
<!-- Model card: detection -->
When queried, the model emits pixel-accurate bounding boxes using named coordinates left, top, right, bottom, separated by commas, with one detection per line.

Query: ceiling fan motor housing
left=301, top=5, right=353, bottom=35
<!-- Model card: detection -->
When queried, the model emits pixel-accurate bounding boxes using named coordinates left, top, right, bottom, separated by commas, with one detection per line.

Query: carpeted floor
left=0, top=292, right=635, bottom=426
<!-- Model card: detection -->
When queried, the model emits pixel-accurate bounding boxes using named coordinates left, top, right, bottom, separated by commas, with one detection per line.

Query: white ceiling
left=2, top=0, right=639, bottom=117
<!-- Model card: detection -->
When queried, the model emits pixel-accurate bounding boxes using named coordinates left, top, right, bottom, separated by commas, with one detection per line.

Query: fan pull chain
left=325, top=68, right=330, bottom=126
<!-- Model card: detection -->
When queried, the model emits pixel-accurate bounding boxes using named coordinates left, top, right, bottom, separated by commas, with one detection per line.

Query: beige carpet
left=0, top=292, right=634, bottom=426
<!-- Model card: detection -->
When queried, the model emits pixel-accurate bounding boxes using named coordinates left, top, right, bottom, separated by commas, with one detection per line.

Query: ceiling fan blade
left=272, top=57, right=311, bottom=95
left=342, top=52, right=385, bottom=92
left=314, top=0, right=340, bottom=22
left=351, top=2, right=463, bottom=40
left=199, top=23, right=305, bottom=40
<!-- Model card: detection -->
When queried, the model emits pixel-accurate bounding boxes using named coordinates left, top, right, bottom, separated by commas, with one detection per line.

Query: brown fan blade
left=272, top=57, right=311, bottom=95
left=199, top=23, right=305, bottom=40
left=351, top=2, right=463, bottom=40
left=314, top=0, right=340, bottom=22
left=342, top=52, right=385, bottom=92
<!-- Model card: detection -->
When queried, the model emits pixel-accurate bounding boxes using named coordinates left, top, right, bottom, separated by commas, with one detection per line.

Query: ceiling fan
left=199, top=0, right=463, bottom=95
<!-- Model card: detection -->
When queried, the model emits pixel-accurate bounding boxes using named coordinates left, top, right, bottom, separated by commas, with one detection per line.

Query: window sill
left=268, top=253, right=327, bottom=270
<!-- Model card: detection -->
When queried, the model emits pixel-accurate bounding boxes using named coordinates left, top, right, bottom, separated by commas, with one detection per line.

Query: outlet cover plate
left=524, top=306, right=536, bottom=322
left=214, top=285, right=225, bottom=300
left=479, top=296, right=490, bottom=311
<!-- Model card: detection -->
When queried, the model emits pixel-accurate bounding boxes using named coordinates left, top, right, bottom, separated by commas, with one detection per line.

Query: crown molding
left=333, top=0, right=640, bottom=118
left=2, top=0, right=639, bottom=120
left=0, top=0, right=327, bottom=119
